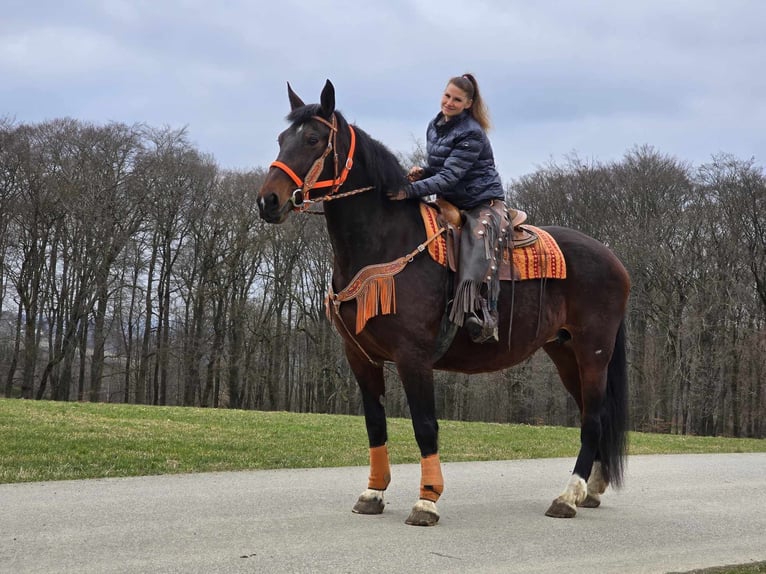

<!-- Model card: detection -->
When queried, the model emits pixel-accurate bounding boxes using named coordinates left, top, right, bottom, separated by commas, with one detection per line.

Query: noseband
left=270, top=113, right=369, bottom=210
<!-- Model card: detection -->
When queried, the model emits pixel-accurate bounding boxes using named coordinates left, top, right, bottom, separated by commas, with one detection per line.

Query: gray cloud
left=2, top=0, right=764, bottom=181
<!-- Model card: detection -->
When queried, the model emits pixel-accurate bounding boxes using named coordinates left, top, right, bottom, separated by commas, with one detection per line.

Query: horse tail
left=600, top=317, right=629, bottom=488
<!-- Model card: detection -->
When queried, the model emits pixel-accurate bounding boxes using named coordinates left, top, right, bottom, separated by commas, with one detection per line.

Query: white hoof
left=405, top=499, right=440, bottom=526
left=587, top=462, right=608, bottom=495
left=559, top=474, right=588, bottom=507
left=352, top=489, right=385, bottom=514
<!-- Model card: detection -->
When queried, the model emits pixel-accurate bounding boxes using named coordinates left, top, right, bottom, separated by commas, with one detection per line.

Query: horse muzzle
left=257, top=189, right=302, bottom=223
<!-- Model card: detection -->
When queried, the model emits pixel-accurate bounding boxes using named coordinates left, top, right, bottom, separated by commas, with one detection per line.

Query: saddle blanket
left=505, top=224, right=567, bottom=280
left=420, top=203, right=566, bottom=280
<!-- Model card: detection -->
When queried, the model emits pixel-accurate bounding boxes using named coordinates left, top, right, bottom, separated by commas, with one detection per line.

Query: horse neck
left=319, top=122, right=421, bottom=281
left=323, top=182, right=421, bottom=280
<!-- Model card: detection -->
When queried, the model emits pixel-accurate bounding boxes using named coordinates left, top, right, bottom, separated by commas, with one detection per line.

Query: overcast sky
left=2, top=0, right=765, bottom=183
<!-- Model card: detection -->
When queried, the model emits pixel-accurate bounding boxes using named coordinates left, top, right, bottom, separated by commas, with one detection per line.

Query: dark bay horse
left=257, top=80, right=631, bottom=526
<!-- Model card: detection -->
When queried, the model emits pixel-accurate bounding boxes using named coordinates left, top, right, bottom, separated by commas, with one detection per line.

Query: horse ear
left=287, top=82, right=305, bottom=111
left=319, top=79, right=336, bottom=118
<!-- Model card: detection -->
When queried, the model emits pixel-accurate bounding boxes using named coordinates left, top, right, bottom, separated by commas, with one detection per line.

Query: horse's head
left=258, top=79, right=342, bottom=223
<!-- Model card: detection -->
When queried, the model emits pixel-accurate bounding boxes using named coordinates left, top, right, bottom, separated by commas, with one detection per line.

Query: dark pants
left=448, top=200, right=505, bottom=327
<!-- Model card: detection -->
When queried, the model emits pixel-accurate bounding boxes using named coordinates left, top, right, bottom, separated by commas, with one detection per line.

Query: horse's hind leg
left=543, top=340, right=606, bottom=518
left=547, top=377, right=606, bottom=517
left=581, top=460, right=608, bottom=508
left=348, top=353, right=391, bottom=515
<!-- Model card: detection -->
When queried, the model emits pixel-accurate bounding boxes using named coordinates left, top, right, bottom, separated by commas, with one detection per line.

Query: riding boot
left=464, top=299, right=499, bottom=344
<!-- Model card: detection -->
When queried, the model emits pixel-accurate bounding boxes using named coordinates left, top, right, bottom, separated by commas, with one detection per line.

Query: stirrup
left=464, top=312, right=499, bottom=344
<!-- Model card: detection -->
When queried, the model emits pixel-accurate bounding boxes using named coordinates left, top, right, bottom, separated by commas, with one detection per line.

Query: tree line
left=1, top=117, right=763, bottom=437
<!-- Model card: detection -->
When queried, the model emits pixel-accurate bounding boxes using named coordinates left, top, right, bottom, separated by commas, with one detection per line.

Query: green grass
left=1, top=398, right=764, bottom=484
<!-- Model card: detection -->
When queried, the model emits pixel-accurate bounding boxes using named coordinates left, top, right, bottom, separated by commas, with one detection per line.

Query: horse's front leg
left=398, top=362, right=443, bottom=526
left=348, top=354, right=391, bottom=515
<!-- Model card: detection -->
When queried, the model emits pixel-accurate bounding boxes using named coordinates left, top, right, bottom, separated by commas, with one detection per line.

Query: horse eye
left=307, top=135, right=319, bottom=146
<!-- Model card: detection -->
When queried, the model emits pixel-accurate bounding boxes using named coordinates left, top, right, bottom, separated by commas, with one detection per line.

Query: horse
left=257, top=80, right=631, bottom=526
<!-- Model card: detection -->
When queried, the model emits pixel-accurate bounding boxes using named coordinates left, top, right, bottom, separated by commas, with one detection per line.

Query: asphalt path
left=1, top=453, right=765, bottom=573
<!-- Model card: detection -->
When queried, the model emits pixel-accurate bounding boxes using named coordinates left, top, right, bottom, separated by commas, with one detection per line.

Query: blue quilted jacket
left=408, top=111, right=505, bottom=210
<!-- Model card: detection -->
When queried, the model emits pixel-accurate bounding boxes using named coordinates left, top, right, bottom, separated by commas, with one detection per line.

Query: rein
left=270, top=113, right=373, bottom=211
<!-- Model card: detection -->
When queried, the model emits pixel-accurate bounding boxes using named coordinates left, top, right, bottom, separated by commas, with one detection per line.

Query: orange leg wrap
left=419, top=454, right=444, bottom=502
left=368, top=445, right=391, bottom=490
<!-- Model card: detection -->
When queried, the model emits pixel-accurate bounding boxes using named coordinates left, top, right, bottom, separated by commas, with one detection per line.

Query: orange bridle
left=270, top=113, right=359, bottom=209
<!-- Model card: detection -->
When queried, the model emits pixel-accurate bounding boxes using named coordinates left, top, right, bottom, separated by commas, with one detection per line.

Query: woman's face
left=440, top=83, right=472, bottom=120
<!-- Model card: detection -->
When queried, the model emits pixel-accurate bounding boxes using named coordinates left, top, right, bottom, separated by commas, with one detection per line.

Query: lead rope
left=295, top=185, right=375, bottom=214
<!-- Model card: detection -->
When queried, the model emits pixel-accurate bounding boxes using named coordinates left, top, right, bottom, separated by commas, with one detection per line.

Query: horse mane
left=286, top=106, right=408, bottom=195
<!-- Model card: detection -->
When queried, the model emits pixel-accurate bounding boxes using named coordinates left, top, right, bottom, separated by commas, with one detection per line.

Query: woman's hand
left=407, top=166, right=425, bottom=182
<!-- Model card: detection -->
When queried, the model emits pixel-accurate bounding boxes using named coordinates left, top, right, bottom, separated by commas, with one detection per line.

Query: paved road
left=1, top=453, right=765, bottom=573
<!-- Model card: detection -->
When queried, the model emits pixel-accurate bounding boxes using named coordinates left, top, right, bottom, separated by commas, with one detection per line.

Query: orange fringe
left=355, top=275, right=396, bottom=334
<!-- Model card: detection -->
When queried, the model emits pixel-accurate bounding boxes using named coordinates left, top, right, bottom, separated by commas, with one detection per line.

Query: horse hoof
left=578, top=493, right=601, bottom=508
left=405, top=499, right=440, bottom=526
left=545, top=498, right=577, bottom=518
left=352, top=489, right=385, bottom=515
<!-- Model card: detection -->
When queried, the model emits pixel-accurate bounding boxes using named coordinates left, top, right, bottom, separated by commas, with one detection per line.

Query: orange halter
left=270, top=113, right=357, bottom=207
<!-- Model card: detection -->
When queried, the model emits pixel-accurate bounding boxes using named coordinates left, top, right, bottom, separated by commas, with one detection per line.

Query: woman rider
left=389, top=73, right=506, bottom=343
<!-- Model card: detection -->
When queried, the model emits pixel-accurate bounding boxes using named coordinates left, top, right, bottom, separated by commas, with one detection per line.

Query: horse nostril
left=257, top=192, right=281, bottom=220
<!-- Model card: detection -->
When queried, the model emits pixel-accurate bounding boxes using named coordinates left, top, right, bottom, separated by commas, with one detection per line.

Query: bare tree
left=4, top=123, right=67, bottom=398
left=139, top=127, right=215, bottom=405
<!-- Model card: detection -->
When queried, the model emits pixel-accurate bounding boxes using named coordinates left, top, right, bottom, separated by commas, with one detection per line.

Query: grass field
left=1, top=398, right=764, bottom=484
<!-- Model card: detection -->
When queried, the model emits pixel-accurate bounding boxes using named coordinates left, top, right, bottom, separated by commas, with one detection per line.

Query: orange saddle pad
left=420, top=203, right=566, bottom=281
